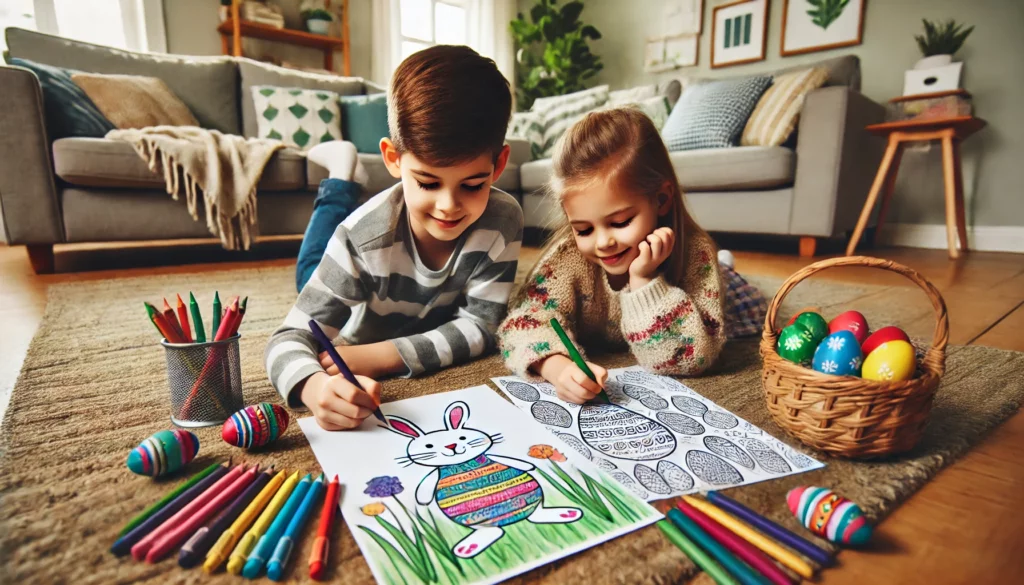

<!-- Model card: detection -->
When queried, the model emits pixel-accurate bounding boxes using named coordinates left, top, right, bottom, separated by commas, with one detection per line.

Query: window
left=398, top=0, right=467, bottom=61
left=1, top=0, right=166, bottom=53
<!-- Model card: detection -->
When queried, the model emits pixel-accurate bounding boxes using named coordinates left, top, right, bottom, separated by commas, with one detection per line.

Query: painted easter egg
left=578, top=403, right=676, bottom=461
left=812, top=330, right=862, bottom=376
left=861, top=326, right=911, bottom=357
left=222, top=402, right=290, bottom=449
left=793, top=312, right=829, bottom=345
left=777, top=324, right=816, bottom=365
left=828, top=310, right=869, bottom=344
left=787, top=486, right=872, bottom=546
left=862, top=340, right=916, bottom=382
left=785, top=307, right=823, bottom=327
left=127, top=429, right=199, bottom=477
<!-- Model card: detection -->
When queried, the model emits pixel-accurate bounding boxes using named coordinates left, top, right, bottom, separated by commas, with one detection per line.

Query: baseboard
left=877, top=223, right=1024, bottom=253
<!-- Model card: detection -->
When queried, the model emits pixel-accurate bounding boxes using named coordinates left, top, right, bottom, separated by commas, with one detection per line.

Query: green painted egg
left=777, top=324, right=815, bottom=365
left=793, top=312, right=829, bottom=345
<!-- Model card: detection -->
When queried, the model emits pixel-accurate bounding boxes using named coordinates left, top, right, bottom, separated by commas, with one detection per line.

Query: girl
left=497, top=108, right=766, bottom=404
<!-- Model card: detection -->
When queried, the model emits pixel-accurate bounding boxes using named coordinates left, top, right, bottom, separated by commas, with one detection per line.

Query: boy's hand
left=537, top=355, right=608, bottom=404
left=300, top=371, right=382, bottom=430
left=628, top=227, right=675, bottom=290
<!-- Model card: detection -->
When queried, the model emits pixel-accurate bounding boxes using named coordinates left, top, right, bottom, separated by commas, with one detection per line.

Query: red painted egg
left=861, top=326, right=910, bottom=357
left=785, top=307, right=823, bottom=327
left=828, top=311, right=869, bottom=344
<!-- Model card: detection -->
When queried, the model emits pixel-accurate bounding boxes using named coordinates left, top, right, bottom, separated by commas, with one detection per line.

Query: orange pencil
left=176, top=294, right=193, bottom=343
left=145, top=302, right=181, bottom=342
left=162, top=298, right=186, bottom=342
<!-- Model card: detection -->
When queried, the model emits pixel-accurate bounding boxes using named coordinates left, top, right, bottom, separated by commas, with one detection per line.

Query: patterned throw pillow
left=598, top=96, right=673, bottom=131
left=9, top=57, right=114, bottom=139
left=507, top=111, right=544, bottom=160
left=741, top=67, right=829, bottom=146
left=661, top=75, right=773, bottom=151
left=531, top=85, right=609, bottom=159
left=251, top=85, right=342, bottom=150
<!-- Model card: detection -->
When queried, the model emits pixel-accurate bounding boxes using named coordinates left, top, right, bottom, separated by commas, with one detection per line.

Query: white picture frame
left=711, top=0, right=769, bottom=69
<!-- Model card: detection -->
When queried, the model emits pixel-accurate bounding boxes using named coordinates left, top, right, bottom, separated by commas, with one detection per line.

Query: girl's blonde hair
left=538, top=107, right=712, bottom=286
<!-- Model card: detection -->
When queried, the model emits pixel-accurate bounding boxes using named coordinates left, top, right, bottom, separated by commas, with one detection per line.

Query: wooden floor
left=1, top=240, right=1022, bottom=584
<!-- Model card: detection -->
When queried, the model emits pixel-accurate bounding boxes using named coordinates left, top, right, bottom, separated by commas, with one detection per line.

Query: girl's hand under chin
left=627, top=227, right=675, bottom=290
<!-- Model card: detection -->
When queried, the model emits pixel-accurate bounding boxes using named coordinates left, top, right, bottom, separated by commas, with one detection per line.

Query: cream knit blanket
left=107, top=126, right=284, bottom=250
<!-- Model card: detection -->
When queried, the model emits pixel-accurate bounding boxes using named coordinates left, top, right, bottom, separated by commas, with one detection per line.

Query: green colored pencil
left=189, top=292, right=206, bottom=343
left=549, top=318, right=611, bottom=403
left=117, top=461, right=221, bottom=537
left=143, top=302, right=163, bottom=336
left=667, top=509, right=768, bottom=585
left=212, top=291, right=222, bottom=336
left=658, top=519, right=740, bottom=585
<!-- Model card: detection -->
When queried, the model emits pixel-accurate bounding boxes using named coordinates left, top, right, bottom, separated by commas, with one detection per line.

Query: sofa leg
left=799, top=237, right=817, bottom=258
left=26, top=244, right=55, bottom=274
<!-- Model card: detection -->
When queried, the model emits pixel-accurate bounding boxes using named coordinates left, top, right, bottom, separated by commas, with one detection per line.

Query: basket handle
left=761, top=256, right=948, bottom=376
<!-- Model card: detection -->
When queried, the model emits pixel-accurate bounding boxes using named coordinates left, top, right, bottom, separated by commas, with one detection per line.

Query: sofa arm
left=790, top=86, right=885, bottom=237
left=506, top=137, right=531, bottom=168
left=0, top=66, right=63, bottom=245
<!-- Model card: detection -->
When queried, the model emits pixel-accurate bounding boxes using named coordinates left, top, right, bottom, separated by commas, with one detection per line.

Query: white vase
left=915, top=54, right=953, bottom=70
left=306, top=19, right=331, bottom=35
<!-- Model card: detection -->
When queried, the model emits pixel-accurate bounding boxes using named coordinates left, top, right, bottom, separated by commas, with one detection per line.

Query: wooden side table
left=846, top=115, right=986, bottom=259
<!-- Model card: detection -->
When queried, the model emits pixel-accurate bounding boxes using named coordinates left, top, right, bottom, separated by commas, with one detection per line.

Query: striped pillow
left=507, top=111, right=544, bottom=160
left=531, top=85, right=609, bottom=159
left=741, top=67, right=829, bottom=147
left=9, top=57, right=114, bottom=139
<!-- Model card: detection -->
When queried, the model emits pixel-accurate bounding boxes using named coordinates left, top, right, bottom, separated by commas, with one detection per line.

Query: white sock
left=717, top=249, right=735, bottom=268
left=306, top=140, right=368, bottom=184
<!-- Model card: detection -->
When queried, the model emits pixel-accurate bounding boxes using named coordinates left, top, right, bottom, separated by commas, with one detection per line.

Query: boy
left=265, top=45, right=523, bottom=431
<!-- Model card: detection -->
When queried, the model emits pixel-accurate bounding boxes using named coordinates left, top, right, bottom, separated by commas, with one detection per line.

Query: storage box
left=886, top=90, right=972, bottom=123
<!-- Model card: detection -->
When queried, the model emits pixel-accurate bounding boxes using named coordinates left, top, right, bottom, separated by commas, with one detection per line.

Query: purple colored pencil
left=111, top=464, right=229, bottom=556
left=706, top=491, right=833, bottom=567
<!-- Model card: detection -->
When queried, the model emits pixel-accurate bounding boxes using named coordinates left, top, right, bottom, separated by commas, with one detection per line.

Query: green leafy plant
left=302, top=8, right=334, bottom=21
left=806, top=0, right=849, bottom=30
left=509, top=0, right=603, bottom=111
left=915, top=19, right=974, bottom=57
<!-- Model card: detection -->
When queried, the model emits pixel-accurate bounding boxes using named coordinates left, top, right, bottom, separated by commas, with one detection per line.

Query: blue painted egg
left=127, top=429, right=199, bottom=477
left=812, top=330, right=862, bottom=376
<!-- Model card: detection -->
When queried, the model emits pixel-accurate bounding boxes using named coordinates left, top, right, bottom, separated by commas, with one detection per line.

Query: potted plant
left=301, top=0, right=334, bottom=35
left=914, top=18, right=974, bottom=69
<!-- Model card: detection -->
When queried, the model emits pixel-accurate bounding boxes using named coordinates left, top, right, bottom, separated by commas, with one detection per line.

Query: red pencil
left=162, top=298, right=186, bottom=342
left=175, top=294, right=193, bottom=343
left=309, top=474, right=340, bottom=580
left=131, top=464, right=244, bottom=561
left=213, top=297, right=240, bottom=341
left=145, top=465, right=258, bottom=563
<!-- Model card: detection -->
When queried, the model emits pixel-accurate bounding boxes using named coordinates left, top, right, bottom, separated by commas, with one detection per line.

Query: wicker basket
left=760, top=256, right=948, bottom=459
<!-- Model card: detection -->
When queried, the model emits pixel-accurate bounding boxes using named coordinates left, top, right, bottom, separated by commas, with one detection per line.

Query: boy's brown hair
left=388, top=45, right=512, bottom=167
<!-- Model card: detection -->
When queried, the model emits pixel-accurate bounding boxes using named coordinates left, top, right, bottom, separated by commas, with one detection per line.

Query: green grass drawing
left=358, top=453, right=656, bottom=585
left=806, top=0, right=850, bottom=30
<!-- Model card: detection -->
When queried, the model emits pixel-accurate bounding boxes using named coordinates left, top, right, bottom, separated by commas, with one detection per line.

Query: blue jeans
left=296, top=178, right=362, bottom=292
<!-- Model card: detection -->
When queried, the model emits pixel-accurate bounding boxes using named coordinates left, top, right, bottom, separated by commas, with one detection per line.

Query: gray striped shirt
left=265, top=183, right=524, bottom=405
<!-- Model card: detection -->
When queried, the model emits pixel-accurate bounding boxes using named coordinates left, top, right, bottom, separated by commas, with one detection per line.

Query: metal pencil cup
left=162, top=335, right=245, bottom=428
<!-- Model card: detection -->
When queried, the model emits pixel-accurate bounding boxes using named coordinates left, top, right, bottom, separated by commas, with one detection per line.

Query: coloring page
left=493, top=367, right=824, bottom=501
left=299, top=386, right=660, bottom=585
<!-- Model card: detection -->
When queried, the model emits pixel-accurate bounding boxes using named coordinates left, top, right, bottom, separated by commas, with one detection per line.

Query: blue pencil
left=242, top=473, right=312, bottom=579
left=267, top=473, right=325, bottom=581
left=307, top=319, right=386, bottom=423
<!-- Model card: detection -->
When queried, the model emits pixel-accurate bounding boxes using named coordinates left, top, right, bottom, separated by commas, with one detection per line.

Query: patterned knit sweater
left=497, top=228, right=726, bottom=380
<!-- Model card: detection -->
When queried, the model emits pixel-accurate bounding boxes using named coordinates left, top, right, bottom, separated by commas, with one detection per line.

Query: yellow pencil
left=225, top=471, right=300, bottom=575
left=203, top=469, right=287, bottom=574
left=682, top=495, right=815, bottom=579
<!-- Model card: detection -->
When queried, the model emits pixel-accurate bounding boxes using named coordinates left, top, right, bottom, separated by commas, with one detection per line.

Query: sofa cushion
left=52, top=138, right=305, bottom=191
left=741, top=66, right=829, bottom=147
left=531, top=85, right=610, bottom=159
left=7, top=58, right=115, bottom=139
left=238, top=58, right=366, bottom=138
left=4, top=28, right=239, bottom=134
left=340, top=93, right=389, bottom=154
left=662, top=75, right=773, bottom=151
left=251, top=85, right=342, bottom=149
left=520, top=146, right=793, bottom=193
left=71, top=73, right=200, bottom=129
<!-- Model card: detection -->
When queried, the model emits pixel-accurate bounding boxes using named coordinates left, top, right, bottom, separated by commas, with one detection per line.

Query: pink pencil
left=145, top=465, right=259, bottom=563
left=677, top=499, right=796, bottom=585
left=130, top=464, right=244, bottom=561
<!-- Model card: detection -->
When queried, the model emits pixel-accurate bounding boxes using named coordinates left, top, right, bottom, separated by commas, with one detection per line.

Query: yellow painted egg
left=862, top=340, right=916, bottom=381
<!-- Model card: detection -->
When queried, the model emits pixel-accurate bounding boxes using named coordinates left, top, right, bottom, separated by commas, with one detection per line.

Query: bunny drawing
left=386, top=401, right=582, bottom=559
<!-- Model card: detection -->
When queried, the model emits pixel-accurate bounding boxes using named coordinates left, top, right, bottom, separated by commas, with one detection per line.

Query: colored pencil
left=212, top=291, right=222, bottom=336
left=189, top=292, right=207, bottom=343
left=118, top=461, right=221, bottom=537
left=144, top=302, right=164, bottom=336
left=658, top=519, right=739, bottom=585
left=244, top=473, right=313, bottom=578
left=176, top=293, right=193, bottom=343
left=214, top=297, right=240, bottom=342
left=162, top=298, right=186, bottom=341
left=227, top=471, right=300, bottom=575
left=205, top=469, right=288, bottom=574
left=111, top=463, right=229, bottom=556
left=549, top=318, right=611, bottom=403
left=309, top=475, right=340, bottom=580
left=683, top=496, right=814, bottom=580
left=146, top=465, right=258, bottom=562
left=180, top=466, right=274, bottom=568
left=307, top=319, right=386, bottom=423
left=228, top=296, right=248, bottom=336
left=268, top=473, right=324, bottom=581
left=679, top=500, right=796, bottom=585
left=146, top=301, right=184, bottom=343
left=707, top=491, right=833, bottom=567
left=131, top=464, right=244, bottom=561
left=668, top=508, right=770, bottom=585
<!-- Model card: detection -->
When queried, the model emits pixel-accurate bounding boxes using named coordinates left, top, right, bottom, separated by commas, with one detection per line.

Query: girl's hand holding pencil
left=536, top=354, right=608, bottom=404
